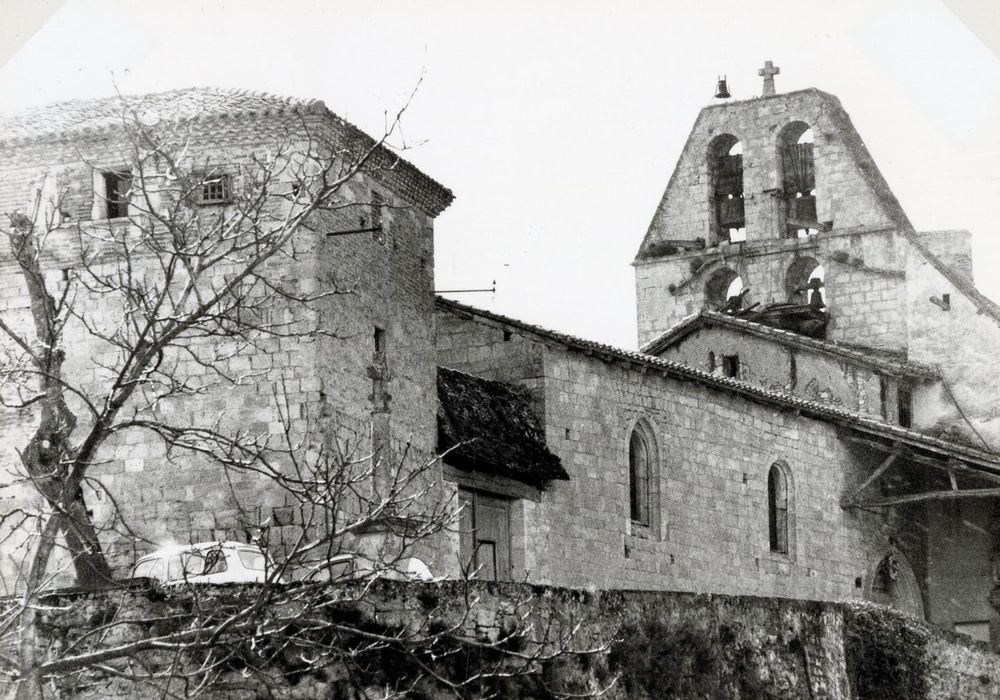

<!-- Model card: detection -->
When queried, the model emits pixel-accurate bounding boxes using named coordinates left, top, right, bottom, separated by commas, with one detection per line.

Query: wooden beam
left=843, top=433, right=1000, bottom=483
left=852, top=487, right=1000, bottom=508
left=841, top=449, right=899, bottom=507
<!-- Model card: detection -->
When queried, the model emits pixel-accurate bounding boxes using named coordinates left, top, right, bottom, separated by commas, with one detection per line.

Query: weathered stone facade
left=3, top=78, right=1000, bottom=662
left=437, top=298, right=945, bottom=611
left=435, top=82, right=1000, bottom=648
left=0, top=90, right=453, bottom=586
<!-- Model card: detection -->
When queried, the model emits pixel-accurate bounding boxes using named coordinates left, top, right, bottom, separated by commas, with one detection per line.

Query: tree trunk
left=14, top=514, right=62, bottom=700
left=61, top=500, right=114, bottom=588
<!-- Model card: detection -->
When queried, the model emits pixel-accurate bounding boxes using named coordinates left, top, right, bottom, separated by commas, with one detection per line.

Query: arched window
left=629, top=429, right=650, bottom=525
left=704, top=267, right=744, bottom=312
left=785, top=257, right=826, bottom=309
left=708, top=134, right=745, bottom=245
left=778, top=122, right=818, bottom=238
left=767, top=463, right=789, bottom=554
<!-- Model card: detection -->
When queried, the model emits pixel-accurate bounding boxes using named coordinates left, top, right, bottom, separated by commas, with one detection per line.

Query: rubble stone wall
left=5, top=581, right=999, bottom=699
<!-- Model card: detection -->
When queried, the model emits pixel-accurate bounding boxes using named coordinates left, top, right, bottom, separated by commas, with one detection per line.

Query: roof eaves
left=435, top=297, right=999, bottom=470
left=0, top=87, right=454, bottom=218
left=642, top=310, right=938, bottom=379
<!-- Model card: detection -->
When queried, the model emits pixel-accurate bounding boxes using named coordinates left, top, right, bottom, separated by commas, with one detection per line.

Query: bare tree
left=0, top=97, right=610, bottom=699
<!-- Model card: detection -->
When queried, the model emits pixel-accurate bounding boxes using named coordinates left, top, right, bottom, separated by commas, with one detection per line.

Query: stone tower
left=632, top=73, right=966, bottom=352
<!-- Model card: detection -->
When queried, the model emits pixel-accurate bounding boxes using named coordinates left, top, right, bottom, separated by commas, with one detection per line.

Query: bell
left=715, top=76, right=731, bottom=99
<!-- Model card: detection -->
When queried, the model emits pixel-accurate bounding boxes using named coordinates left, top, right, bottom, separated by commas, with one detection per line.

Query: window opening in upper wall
left=708, top=135, right=745, bottom=245
left=629, top=429, right=651, bottom=526
left=779, top=123, right=818, bottom=238
left=722, top=354, right=740, bottom=378
left=768, top=464, right=789, bottom=554
left=104, top=171, right=132, bottom=219
left=200, top=173, right=232, bottom=205
left=898, top=386, right=912, bottom=428
left=879, top=377, right=889, bottom=419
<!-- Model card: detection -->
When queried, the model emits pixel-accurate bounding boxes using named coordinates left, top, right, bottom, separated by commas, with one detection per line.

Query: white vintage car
left=129, top=541, right=276, bottom=585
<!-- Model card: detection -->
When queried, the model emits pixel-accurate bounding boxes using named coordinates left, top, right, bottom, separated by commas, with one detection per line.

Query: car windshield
left=237, top=548, right=265, bottom=571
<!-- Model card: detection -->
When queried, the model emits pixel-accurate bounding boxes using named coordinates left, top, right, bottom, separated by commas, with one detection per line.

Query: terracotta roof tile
left=642, top=310, right=939, bottom=379
left=0, top=87, right=454, bottom=217
left=437, top=367, right=567, bottom=484
left=436, top=296, right=1000, bottom=471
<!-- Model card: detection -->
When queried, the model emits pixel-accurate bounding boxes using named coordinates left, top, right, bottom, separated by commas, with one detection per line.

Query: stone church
left=1, top=68, right=999, bottom=644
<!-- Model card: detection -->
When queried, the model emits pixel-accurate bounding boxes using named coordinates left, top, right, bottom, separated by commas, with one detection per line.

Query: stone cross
left=759, top=60, right=780, bottom=97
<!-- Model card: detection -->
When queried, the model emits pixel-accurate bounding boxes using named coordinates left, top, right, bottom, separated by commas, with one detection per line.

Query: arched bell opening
left=708, top=134, right=745, bottom=245
left=778, top=122, right=819, bottom=238
left=785, top=257, right=826, bottom=310
left=705, top=266, right=745, bottom=312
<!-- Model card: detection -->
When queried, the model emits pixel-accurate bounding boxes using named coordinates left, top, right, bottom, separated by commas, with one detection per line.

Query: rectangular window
left=898, top=386, right=913, bottom=428
left=374, top=326, right=386, bottom=355
left=722, top=354, right=740, bottom=378
left=879, top=377, right=888, bottom=419
left=200, top=173, right=231, bottom=204
left=104, top=171, right=131, bottom=219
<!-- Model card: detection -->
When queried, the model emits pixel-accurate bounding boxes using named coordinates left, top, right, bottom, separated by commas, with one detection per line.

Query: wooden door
left=458, top=489, right=512, bottom=581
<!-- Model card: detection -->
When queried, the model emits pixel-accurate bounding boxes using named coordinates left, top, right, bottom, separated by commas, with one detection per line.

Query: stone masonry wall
left=639, top=90, right=903, bottom=253
left=905, top=238, right=1000, bottom=448
left=635, top=228, right=911, bottom=350
left=0, top=113, right=445, bottom=589
left=436, top=308, right=911, bottom=605
left=656, top=324, right=891, bottom=419
left=634, top=87, right=916, bottom=351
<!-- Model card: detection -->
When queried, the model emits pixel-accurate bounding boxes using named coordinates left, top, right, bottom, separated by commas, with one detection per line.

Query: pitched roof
left=437, top=367, right=568, bottom=485
left=0, top=87, right=454, bottom=217
left=436, top=297, right=1000, bottom=472
left=641, top=310, right=939, bottom=379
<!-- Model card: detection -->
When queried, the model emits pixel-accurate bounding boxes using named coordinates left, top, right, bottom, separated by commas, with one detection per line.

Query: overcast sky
left=2, top=0, right=998, bottom=348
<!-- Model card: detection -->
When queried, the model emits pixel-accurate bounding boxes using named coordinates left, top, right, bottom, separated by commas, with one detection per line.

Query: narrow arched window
left=629, top=430, right=650, bottom=525
left=767, top=464, right=788, bottom=554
